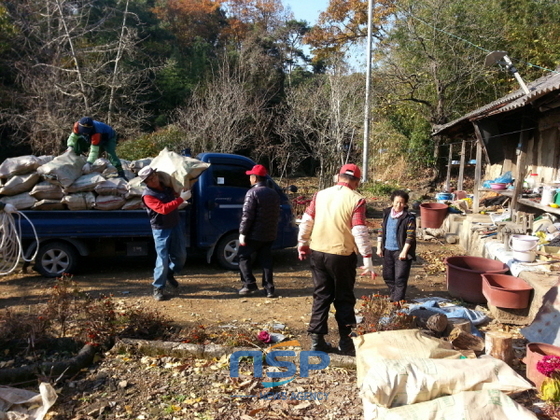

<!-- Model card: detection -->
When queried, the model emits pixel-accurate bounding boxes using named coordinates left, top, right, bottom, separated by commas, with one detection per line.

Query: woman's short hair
left=391, top=189, right=409, bottom=203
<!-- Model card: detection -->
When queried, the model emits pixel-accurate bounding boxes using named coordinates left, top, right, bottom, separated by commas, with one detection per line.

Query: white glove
left=82, top=162, right=92, bottom=174
left=179, top=189, right=191, bottom=201
left=3, top=203, right=17, bottom=213
left=239, top=234, right=246, bottom=246
left=360, top=256, right=377, bottom=279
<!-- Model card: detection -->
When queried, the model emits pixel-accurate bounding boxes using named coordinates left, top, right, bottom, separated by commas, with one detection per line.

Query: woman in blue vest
left=376, top=190, right=417, bottom=302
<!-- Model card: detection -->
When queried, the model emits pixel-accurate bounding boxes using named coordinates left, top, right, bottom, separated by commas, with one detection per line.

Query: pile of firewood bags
left=0, top=148, right=209, bottom=211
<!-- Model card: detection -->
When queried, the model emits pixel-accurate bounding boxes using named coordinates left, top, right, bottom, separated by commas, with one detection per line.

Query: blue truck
left=19, top=153, right=298, bottom=277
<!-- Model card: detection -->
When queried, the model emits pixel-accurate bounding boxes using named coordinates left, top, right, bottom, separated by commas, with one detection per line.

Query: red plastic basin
left=481, top=274, right=533, bottom=309
left=444, top=256, right=509, bottom=304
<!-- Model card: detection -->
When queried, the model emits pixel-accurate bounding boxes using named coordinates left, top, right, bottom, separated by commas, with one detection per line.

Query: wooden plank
left=446, top=144, right=453, bottom=191
left=473, top=137, right=483, bottom=213
left=458, top=140, right=466, bottom=191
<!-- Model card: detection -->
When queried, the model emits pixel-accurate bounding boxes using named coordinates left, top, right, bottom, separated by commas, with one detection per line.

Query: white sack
left=360, top=355, right=533, bottom=408
left=0, top=382, right=58, bottom=420
left=122, top=197, right=143, bottom=210
left=37, top=151, right=85, bottom=188
left=0, top=192, right=37, bottom=210
left=29, top=182, right=64, bottom=200
left=134, top=147, right=209, bottom=192
left=354, top=330, right=463, bottom=387
left=0, top=155, right=42, bottom=178
left=129, top=158, right=153, bottom=172
left=32, top=199, right=66, bottom=210
left=62, top=192, right=95, bottom=210
left=91, top=158, right=110, bottom=173
left=125, top=181, right=144, bottom=198
left=64, top=173, right=106, bottom=193
left=364, top=389, right=537, bottom=420
left=0, top=172, right=41, bottom=195
left=95, top=195, right=125, bottom=210
left=94, top=177, right=128, bottom=196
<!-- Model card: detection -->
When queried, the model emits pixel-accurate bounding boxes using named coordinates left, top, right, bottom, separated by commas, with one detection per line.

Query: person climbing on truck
left=139, top=166, right=192, bottom=301
left=67, top=117, right=127, bottom=180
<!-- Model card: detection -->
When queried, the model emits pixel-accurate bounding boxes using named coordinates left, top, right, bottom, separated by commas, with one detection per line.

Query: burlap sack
left=95, top=195, right=125, bottom=210
left=62, top=192, right=96, bottom=210
left=64, top=173, right=106, bottom=193
left=0, top=172, right=41, bottom=195
left=0, top=155, right=42, bottom=178
left=37, top=150, right=85, bottom=188
left=0, top=192, right=37, bottom=210
left=29, top=181, right=64, bottom=200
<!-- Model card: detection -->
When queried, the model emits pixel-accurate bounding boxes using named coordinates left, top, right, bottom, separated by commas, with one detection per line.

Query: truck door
left=196, top=160, right=251, bottom=248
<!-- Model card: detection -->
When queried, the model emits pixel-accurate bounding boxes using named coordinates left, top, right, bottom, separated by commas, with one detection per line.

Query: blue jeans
left=151, top=223, right=187, bottom=289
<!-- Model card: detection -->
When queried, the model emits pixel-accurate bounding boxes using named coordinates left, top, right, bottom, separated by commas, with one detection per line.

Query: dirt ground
left=0, top=233, right=550, bottom=419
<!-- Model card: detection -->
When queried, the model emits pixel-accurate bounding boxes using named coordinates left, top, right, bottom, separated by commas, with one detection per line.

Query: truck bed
left=19, top=210, right=154, bottom=239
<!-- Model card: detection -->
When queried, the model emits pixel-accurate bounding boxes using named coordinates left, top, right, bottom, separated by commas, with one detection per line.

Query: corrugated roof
left=433, top=70, right=560, bottom=135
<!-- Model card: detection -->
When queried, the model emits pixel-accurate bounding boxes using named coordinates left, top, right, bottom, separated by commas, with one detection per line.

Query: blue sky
left=282, top=0, right=329, bottom=25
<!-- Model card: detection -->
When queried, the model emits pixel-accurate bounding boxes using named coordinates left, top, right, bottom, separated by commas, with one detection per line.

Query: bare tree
left=1, top=0, right=156, bottom=155
left=278, top=66, right=365, bottom=188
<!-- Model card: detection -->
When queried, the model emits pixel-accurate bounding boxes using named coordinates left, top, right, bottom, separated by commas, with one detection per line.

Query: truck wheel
left=35, top=242, right=79, bottom=278
left=216, top=233, right=240, bottom=270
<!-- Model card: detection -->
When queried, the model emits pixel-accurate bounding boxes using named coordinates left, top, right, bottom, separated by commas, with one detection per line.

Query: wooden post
left=511, top=119, right=530, bottom=223
left=449, top=327, right=485, bottom=351
left=446, top=144, right=453, bottom=191
left=473, top=137, right=483, bottom=213
left=484, top=331, right=513, bottom=365
left=458, top=139, right=466, bottom=191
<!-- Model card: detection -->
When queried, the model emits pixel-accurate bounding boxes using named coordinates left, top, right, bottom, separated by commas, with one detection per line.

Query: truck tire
left=35, top=242, right=79, bottom=278
left=215, top=232, right=240, bottom=270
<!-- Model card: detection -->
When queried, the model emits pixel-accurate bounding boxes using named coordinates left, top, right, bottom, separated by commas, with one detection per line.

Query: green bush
left=361, top=181, right=399, bottom=198
left=117, top=125, right=187, bottom=160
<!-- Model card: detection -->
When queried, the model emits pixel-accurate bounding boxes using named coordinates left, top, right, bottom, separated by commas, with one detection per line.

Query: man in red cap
left=297, top=163, right=375, bottom=356
left=237, top=164, right=280, bottom=297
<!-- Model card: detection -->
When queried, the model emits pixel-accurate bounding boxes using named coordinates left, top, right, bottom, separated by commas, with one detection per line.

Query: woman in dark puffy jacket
left=376, top=190, right=416, bottom=302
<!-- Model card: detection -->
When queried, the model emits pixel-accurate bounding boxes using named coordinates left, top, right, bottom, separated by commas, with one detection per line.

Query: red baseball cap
left=339, top=164, right=361, bottom=179
left=246, top=164, right=268, bottom=177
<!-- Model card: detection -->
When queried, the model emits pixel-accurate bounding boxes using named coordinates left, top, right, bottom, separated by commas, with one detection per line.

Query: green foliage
left=361, top=181, right=399, bottom=198
left=117, top=125, right=187, bottom=160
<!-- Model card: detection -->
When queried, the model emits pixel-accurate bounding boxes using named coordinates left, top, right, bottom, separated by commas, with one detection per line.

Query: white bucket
left=541, top=185, right=557, bottom=206
left=509, top=234, right=538, bottom=262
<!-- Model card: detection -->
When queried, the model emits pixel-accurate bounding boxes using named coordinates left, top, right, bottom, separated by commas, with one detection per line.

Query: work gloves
left=238, top=234, right=246, bottom=246
left=297, top=244, right=310, bottom=261
left=179, top=189, right=191, bottom=201
left=360, top=256, right=377, bottom=279
left=82, top=162, right=92, bottom=174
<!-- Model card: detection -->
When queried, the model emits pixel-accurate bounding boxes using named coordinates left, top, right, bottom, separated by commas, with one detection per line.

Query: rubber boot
left=310, top=334, right=335, bottom=353
left=117, top=169, right=128, bottom=181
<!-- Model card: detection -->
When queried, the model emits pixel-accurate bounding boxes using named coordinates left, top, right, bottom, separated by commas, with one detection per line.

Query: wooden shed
left=433, top=70, right=560, bottom=218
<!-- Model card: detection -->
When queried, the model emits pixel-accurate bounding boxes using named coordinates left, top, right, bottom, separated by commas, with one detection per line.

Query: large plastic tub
left=444, top=256, right=509, bottom=304
left=523, top=342, right=560, bottom=389
left=420, top=203, right=449, bottom=229
left=481, top=273, right=533, bottom=309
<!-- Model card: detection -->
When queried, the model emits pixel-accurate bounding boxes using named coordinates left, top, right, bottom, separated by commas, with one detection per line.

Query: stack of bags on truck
left=0, top=148, right=209, bottom=211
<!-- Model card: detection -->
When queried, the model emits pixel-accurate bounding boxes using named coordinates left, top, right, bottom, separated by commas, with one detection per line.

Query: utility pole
left=362, top=0, right=374, bottom=182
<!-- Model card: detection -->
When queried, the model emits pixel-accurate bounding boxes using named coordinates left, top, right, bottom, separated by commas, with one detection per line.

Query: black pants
left=307, top=251, right=357, bottom=335
left=238, top=239, right=274, bottom=292
left=382, top=249, right=412, bottom=302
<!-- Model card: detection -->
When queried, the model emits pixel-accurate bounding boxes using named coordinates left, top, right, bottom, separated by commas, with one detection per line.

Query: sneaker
left=167, top=272, right=179, bottom=288
left=153, top=287, right=166, bottom=301
left=238, top=286, right=258, bottom=295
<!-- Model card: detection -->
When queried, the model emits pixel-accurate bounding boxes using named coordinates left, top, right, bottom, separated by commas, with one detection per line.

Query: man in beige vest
left=297, top=164, right=375, bottom=356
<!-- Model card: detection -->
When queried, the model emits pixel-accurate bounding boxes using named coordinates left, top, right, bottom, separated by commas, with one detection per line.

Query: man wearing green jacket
left=67, top=117, right=126, bottom=179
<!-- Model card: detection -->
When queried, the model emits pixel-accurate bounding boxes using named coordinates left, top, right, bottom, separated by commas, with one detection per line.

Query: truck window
left=211, top=164, right=251, bottom=189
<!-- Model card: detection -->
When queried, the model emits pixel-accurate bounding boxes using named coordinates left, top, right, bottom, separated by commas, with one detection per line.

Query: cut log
left=484, top=331, right=513, bottom=365
left=448, top=327, right=485, bottom=352
left=426, top=313, right=448, bottom=333
left=445, top=318, right=471, bottom=336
